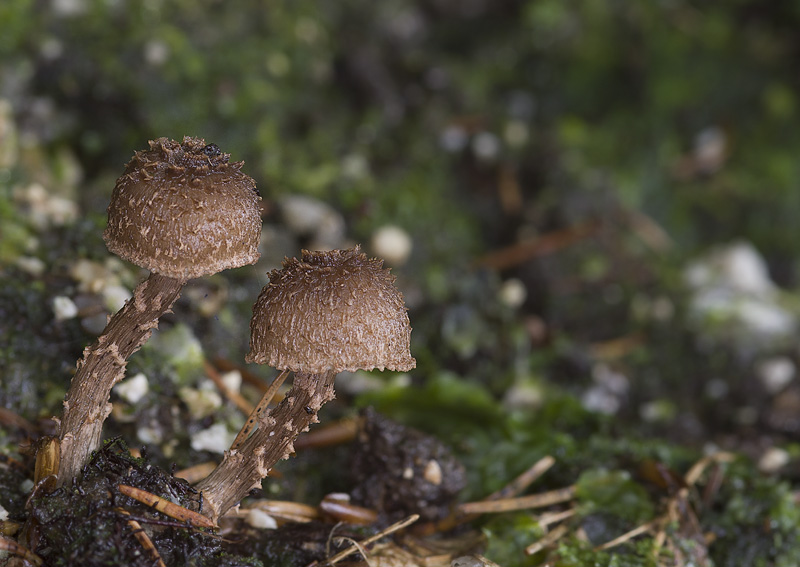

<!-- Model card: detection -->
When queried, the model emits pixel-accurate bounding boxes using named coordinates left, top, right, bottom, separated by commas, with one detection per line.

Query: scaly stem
left=57, top=272, right=185, bottom=486
left=196, top=371, right=337, bottom=523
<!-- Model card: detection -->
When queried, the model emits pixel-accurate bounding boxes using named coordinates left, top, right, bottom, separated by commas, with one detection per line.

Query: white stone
left=504, top=120, right=529, bottom=148
left=472, top=131, right=501, bottom=161
left=102, top=283, right=132, bottom=313
left=280, top=195, right=345, bottom=250
left=114, top=372, right=149, bottom=404
left=246, top=508, right=278, bottom=529
left=137, top=425, right=163, bottom=445
left=220, top=370, right=242, bottom=394
left=498, top=278, right=527, bottom=309
left=439, top=125, right=468, bottom=152
left=758, top=447, right=790, bottom=474
left=756, top=357, right=795, bottom=394
left=179, top=386, right=222, bottom=419
left=53, top=295, right=78, bottom=320
left=0, top=502, right=7, bottom=521
left=191, top=423, right=235, bottom=454
left=340, top=153, right=369, bottom=181
left=371, top=225, right=412, bottom=266
left=16, top=256, right=46, bottom=277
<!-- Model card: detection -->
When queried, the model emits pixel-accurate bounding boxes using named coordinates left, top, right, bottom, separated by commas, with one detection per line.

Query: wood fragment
left=118, top=484, right=216, bottom=529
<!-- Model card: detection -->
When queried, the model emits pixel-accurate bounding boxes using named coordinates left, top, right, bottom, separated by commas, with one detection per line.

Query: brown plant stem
left=57, top=272, right=185, bottom=486
left=196, top=371, right=337, bottom=523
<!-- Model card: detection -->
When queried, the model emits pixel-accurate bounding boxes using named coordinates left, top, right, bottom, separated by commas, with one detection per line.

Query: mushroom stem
left=196, top=371, right=337, bottom=523
left=57, top=272, right=185, bottom=486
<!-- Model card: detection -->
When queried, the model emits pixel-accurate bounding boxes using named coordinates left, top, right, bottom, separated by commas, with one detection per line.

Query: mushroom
left=56, top=136, right=261, bottom=486
left=195, top=246, right=415, bottom=522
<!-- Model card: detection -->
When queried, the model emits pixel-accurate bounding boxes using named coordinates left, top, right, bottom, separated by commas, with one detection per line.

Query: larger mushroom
left=56, top=136, right=261, bottom=486
left=196, top=246, right=415, bottom=522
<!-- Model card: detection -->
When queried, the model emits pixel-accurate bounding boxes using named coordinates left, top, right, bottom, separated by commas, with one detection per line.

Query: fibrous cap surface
left=247, top=246, right=416, bottom=374
left=103, top=136, right=262, bottom=280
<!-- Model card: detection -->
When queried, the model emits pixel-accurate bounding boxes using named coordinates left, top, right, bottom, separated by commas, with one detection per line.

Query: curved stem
left=196, top=371, right=337, bottom=523
left=57, top=272, right=185, bottom=486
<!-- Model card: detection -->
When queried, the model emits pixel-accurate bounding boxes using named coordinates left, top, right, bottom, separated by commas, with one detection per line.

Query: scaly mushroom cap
left=103, top=136, right=262, bottom=281
left=247, top=246, right=416, bottom=374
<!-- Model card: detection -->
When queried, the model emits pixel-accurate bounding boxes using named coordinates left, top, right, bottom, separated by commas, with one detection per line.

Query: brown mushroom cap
left=247, top=246, right=416, bottom=374
left=103, top=136, right=262, bottom=281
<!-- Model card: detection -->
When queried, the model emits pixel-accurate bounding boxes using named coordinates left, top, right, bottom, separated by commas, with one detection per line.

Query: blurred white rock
left=684, top=241, right=797, bottom=349
left=191, top=423, right=235, bottom=454
left=756, top=356, right=795, bottom=394
left=371, top=225, right=412, bottom=266
left=52, top=295, right=78, bottom=321
left=280, top=194, right=346, bottom=251
left=114, top=372, right=149, bottom=404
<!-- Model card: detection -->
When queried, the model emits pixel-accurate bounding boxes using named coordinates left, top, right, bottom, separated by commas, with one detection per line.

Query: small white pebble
left=504, top=120, right=529, bottom=148
left=16, top=256, right=46, bottom=277
left=220, top=370, right=242, bottom=394
left=0, top=502, right=8, bottom=521
left=246, top=508, right=278, bottom=529
left=191, top=423, right=235, bottom=454
left=472, top=131, right=501, bottom=162
left=371, top=225, right=413, bottom=266
left=498, top=278, right=527, bottom=309
left=137, top=425, right=163, bottom=445
left=114, top=372, right=149, bottom=404
left=423, top=459, right=442, bottom=486
left=439, top=125, right=468, bottom=152
left=102, top=283, right=132, bottom=313
left=758, top=447, right=790, bottom=474
left=179, top=387, right=222, bottom=419
left=402, top=467, right=414, bottom=480
left=756, top=357, right=795, bottom=394
left=53, top=295, right=79, bottom=320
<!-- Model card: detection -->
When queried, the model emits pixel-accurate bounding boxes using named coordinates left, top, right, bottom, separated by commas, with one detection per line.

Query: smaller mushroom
left=56, top=137, right=262, bottom=486
left=196, top=246, right=415, bottom=522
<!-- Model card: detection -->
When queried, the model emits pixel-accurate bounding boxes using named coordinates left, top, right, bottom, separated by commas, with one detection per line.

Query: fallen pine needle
left=204, top=359, right=254, bottom=415
left=595, top=520, right=656, bottom=551
left=117, top=509, right=167, bottom=567
left=0, top=535, right=43, bottom=566
left=118, top=484, right=216, bottom=529
left=684, top=452, right=736, bottom=486
left=308, top=514, right=420, bottom=567
left=231, top=369, right=291, bottom=450
left=487, top=455, right=555, bottom=500
left=415, top=455, right=557, bottom=535
left=459, top=486, right=576, bottom=515
left=525, top=523, right=570, bottom=556
left=538, top=507, right=576, bottom=529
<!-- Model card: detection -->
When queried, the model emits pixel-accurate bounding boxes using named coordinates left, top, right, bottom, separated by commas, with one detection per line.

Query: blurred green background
left=3, top=1, right=800, bottom=565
